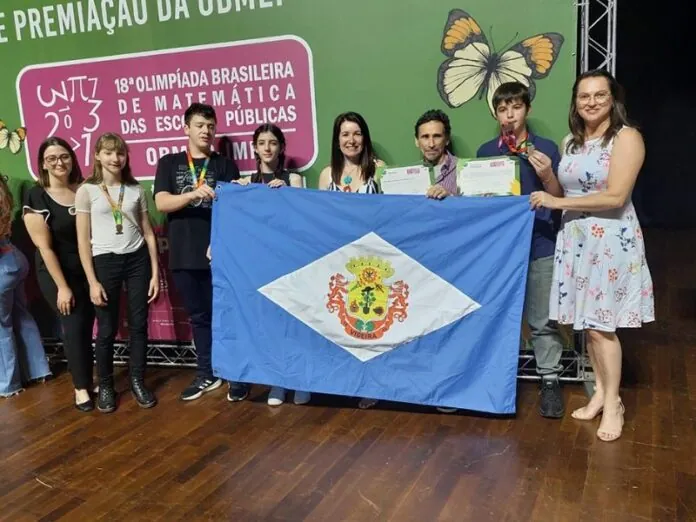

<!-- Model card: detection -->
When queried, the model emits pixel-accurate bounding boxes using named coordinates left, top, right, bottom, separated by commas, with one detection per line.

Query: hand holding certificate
left=457, top=157, right=521, bottom=197
left=378, top=165, right=432, bottom=195
left=375, top=156, right=520, bottom=197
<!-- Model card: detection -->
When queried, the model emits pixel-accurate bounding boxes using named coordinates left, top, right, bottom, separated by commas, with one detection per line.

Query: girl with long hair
left=530, top=69, right=655, bottom=442
left=235, top=123, right=303, bottom=188
left=23, top=137, right=95, bottom=410
left=75, top=132, right=160, bottom=413
left=0, top=173, right=51, bottom=397
left=238, top=124, right=309, bottom=406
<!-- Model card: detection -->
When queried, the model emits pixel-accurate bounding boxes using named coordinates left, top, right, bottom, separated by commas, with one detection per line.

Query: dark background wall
left=617, top=0, right=692, bottom=229
left=612, top=0, right=695, bottom=341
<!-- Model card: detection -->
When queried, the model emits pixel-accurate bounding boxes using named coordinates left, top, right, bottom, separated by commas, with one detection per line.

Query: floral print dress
left=549, top=130, right=655, bottom=331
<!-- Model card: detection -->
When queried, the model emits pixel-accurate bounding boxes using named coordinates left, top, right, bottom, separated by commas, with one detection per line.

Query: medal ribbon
left=100, top=183, right=125, bottom=233
left=186, top=149, right=210, bottom=188
left=500, top=129, right=531, bottom=159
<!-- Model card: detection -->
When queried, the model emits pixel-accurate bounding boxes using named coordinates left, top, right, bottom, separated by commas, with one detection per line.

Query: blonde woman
left=76, top=133, right=159, bottom=413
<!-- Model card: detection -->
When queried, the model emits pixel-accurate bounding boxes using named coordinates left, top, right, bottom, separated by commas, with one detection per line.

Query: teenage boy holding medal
left=476, top=81, right=566, bottom=419
left=154, top=103, right=247, bottom=402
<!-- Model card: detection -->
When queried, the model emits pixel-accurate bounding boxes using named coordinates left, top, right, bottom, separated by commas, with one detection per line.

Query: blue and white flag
left=211, top=184, right=534, bottom=414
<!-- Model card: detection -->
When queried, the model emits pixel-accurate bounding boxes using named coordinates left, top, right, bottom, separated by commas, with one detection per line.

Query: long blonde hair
left=85, top=132, right=138, bottom=185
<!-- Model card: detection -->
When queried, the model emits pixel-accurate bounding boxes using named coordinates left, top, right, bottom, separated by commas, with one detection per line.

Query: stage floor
left=0, top=326, right=693, bottom=522
left=1, top=228, right=694, bottom=521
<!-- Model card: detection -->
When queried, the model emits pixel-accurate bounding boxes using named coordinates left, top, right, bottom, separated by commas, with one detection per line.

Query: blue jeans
left=0, top=240, right=51, bottom=396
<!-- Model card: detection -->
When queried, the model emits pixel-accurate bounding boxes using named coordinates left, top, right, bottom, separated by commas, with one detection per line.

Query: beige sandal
left=571, top=402, right=604, bottom=420
left=596, top=399, right=625, bottom=442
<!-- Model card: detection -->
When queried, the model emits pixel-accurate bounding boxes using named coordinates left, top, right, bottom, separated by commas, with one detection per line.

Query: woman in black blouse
left=23, top=137, right=95, bottom=411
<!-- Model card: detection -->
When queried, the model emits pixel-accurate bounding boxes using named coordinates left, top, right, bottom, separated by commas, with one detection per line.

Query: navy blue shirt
left=476, top=130, right=561, bottom=260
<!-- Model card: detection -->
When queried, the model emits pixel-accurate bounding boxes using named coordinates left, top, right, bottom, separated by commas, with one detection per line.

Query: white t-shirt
left=75, top=182, right=147, bottom=256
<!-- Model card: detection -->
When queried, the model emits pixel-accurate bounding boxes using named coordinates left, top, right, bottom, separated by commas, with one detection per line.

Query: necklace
left=342, top=165, right=360, bottom=189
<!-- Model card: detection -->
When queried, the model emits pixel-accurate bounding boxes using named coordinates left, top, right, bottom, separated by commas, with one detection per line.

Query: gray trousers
left=525, top=255, right=564, bottom=377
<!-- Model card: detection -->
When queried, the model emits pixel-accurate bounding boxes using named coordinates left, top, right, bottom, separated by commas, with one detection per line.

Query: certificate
left=457, top=156, right=521, bottom=196
left=378, top=165, right=432, bottom=195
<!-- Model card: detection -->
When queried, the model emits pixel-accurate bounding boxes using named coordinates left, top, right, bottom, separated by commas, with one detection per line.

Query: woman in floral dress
left=530, top=70, right=654, bottom=442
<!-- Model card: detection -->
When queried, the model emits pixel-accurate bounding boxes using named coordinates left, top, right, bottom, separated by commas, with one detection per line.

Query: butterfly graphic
left=0, top=120, right=27, bottom=154
left=436, top=9, right=564, bottom=114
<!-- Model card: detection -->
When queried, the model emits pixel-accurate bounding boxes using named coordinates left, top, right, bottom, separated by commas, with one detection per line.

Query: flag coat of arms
left=211, top=184, right=534, bottom=414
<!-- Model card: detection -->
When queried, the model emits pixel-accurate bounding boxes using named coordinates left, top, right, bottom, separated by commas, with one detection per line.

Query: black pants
left=93, top=247, right=151, bottom=383
left=37, top=267, right=94, bottom=390
left=172, top=269, right=213, bottom=377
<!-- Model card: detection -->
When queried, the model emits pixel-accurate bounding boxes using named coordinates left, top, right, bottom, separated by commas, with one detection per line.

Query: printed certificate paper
left=457, top=157, right=521, bottom=197
left=379, top=165, right=432, bottom=195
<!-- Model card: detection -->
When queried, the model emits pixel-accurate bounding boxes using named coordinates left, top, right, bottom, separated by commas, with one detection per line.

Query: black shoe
left=131, top=377, right=157, bottom=408
left=180, top=375, right=223, bottom=401
left=227, top=382, right=250, bottom=402
left=97, top=383, right=117, bottom=413
left=539, top=378, right=565, bottom=418
left=75, top=397, right=94, bottom=412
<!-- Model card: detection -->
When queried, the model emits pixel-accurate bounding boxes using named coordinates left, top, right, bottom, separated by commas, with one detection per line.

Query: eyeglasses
left=44, top=154, right=71, bottom=165
left=576, top=91, right=611, bottom=105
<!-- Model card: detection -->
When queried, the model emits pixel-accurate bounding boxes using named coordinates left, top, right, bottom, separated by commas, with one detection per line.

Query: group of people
left=0, top=68, right=653, bottom=442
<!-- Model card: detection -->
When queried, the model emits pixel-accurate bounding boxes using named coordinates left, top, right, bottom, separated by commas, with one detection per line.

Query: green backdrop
left=0, top=0, right=577, bottom=342
left=0, top=0, right=576, bottom=212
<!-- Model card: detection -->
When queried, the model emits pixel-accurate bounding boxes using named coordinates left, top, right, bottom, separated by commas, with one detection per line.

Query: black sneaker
left=180, top=375, right=223, bottom=401
left=227, top=382, right=250, bottom=402
left=130, top=377, right=157, bottom=408
left=539, top=378, right=565, bottom=418
left=97, top=383, right=118, bottom=413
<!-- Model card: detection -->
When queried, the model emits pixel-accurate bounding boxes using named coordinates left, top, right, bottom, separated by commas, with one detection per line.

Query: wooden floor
left=1, top=229, right=695, bottom=522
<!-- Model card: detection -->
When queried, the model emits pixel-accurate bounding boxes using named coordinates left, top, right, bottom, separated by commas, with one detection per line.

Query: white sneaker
left=267, top=386, right=286, bottom=406
left=293, top=391, right=311, bottom=405
left=436, top=407, right=457, bottom=413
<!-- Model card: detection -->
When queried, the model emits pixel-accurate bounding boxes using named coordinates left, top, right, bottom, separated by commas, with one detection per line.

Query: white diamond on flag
left=258, top=232, right=481, bottom=362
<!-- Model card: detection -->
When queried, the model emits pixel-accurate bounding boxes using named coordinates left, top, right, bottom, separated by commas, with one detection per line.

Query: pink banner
left=17, top=36, right=317, bottom=179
